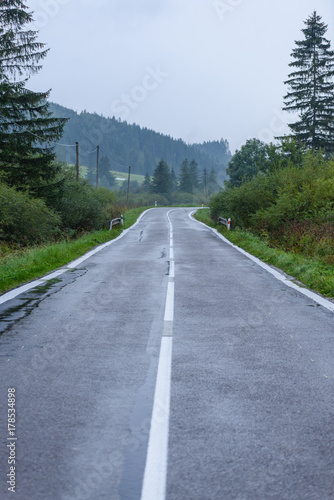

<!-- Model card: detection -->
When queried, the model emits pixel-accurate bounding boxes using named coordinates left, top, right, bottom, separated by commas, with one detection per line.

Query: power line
left=26, top=130, right=131, bottom=171
left=108, top=156, right=129, bottom=171
left=79, top=144, right=98, bottom=154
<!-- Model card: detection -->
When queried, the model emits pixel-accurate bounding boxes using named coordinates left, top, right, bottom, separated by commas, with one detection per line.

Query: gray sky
left=27, top=0, right=334, bottom=153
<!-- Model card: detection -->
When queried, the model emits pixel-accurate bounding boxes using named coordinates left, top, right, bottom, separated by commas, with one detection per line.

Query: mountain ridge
left=49, top=102, right=231, bottom=183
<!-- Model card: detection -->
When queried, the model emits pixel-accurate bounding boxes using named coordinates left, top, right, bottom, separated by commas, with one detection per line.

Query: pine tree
left=283, top=11, right=334, bottom=153
left=170, top=167, right=178, bottom=192
left=143, top=172, right=151, bottom=192
left=151, top=159, right=171, bottom=194
left=189, top=159, right=200, bottom=190
left=99, top=156, right=115, bottom=189
left=179, top=159, right=193, bottom=193
left=0, top=0, right=66, bottom=191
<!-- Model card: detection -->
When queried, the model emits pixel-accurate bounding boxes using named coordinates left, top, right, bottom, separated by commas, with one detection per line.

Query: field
left=111, top=170, right=146, bottom=188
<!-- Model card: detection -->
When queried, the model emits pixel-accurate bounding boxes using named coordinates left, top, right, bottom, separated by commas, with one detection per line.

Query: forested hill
left=50, top=103, right=231, bottom=181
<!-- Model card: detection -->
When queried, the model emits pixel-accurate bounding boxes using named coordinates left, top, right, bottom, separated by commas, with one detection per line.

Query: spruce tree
left=189, top=159, right=200, bottom=190
left=0, top=0, right=66, bottom=191
left=283, top=11, right=334, bottom=153
left=98, top=156, right=115, bottom=189
left=151, top=159, right=171, bottom=194
left=143, top=172, right=151, bottom=192
left=179, top=159, right=193, bottom=193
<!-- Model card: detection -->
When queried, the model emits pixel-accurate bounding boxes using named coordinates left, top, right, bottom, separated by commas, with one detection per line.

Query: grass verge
left=194, top=209, right=334, bottom=299
left=0, top=207, right=151, bottom=295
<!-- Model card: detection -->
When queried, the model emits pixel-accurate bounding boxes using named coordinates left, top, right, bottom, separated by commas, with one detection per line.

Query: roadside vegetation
left=202, top=11, right=334, bottom=299
left=195, top=209, right=334, bottom=299
left=0, top=206, right=149, bottom=295
left=211, top=148, right=334, bottom=264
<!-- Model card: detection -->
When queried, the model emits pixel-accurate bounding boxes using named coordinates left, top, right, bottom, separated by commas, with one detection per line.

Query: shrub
left=53, top=172, right=116, bottom=231
left=210, top=173, right=278, bottom=226
left=0, top=182, right=61, bottom=245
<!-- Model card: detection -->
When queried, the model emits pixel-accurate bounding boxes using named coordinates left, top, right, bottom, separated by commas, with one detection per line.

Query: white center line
left=140, top=336, right=173, bottom=500
left=141, top=210, right=175, bottom=500
left=164, top=282, right=174, bottom=322
left=170, top=260, right=175, bottom=279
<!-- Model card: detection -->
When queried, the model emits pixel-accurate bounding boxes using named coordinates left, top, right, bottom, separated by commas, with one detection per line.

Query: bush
left=53, top=172, right=116, bottom=231
left=210, top=173, right=278, bottom=226
left=0, top=182, right=61, bottom=245
left=210, top=149, right=334, bottom=262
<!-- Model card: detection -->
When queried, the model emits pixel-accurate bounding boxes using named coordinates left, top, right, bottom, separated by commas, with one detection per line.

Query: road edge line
left=0, top=208, right=155, bottom=305
left=190, top=211, right=334, bottom=314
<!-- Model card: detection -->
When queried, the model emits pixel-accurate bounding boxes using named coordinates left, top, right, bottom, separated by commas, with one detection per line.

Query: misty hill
left=49, top=103, right=231, bottom=183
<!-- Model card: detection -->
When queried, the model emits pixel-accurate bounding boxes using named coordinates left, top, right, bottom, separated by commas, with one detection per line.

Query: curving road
left=0, top=207, right=334, bottom=500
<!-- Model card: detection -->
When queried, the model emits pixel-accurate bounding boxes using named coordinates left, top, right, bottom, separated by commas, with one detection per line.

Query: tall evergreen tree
left=179, top=159, right=193, bottom=193
left=283, top=11, right=334, bottom=153
left=143, top=172, right=151, bottom=192
left=170, top=167, right=178, bottom=192
left=99, top=155, right=115, bottom=189
left=0, top=0, right=66, bottom=191
left=189, top=159, right=200, bottom=190
left=151, top=159, right=171, bottom=194
left=207, top=167, right=220, bottom=195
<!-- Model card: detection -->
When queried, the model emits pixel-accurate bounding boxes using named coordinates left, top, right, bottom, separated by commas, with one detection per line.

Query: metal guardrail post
left=219, top=217, right=232, bottom=230
left=110, top=214, right=124, bottom=230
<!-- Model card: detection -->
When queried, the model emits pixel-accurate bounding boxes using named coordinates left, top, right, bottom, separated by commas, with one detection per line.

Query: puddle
left=0, top=269, right=87, bottom=336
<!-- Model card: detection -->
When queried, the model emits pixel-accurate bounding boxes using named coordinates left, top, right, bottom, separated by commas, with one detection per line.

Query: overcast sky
left=27, top=0, right=334, bottom=153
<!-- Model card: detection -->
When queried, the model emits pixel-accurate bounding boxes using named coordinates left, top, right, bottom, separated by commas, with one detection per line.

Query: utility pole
left=76, top=142, right=79, bottom=181
left=204, top=168, right=207, bottom=203
left=127, top=165, right=131, bottom=205
left=96, top=145, right=100, bottom=188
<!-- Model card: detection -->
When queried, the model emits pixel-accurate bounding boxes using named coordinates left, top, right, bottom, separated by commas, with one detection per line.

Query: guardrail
left=218, top=217, right=231, bottom=230
left=110, top=214, right=124, bottom=230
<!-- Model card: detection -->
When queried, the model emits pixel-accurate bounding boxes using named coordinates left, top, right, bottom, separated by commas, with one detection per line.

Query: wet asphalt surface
left=1, top=208, right=334, bottom=500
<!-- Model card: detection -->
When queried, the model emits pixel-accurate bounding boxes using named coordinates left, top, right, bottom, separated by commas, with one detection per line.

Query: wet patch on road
left=0, top=269, right=87, bottom=336
left=159, top=248, right=167, bottom=259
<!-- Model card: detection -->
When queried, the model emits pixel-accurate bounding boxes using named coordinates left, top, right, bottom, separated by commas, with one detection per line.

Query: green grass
left=0, top=207, right=151, bottom=295
left=67, top=165, right=146, bottom=188
left=194, top=209, right=334, bottom=299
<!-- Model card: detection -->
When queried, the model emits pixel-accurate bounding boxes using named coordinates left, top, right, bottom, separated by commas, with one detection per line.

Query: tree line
left=148, top=159, right=218, bottom=196
left=49, top=102, right=231, bottom=184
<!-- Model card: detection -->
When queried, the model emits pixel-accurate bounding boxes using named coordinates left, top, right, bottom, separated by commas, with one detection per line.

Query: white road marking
left=164, top=282, right=175, bottom=322
left=141, top=210, right=175, bottom=500
left=170, top=261, right=175, bottom=279
left=0, top=208, right=156, bottom=305
left=141, top=337, right=173, bottom=500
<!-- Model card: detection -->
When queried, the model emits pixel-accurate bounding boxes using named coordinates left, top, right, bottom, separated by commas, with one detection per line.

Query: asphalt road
left=0, top=207, right=334, bottom=500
